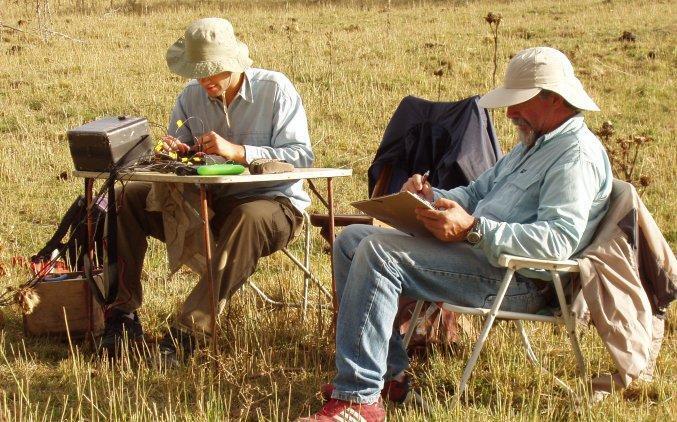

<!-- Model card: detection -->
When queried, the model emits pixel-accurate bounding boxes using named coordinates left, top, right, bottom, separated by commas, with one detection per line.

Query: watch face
left=466, top=231, right=481, bottom=245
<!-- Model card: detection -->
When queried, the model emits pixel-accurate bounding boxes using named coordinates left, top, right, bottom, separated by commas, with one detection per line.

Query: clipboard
left=351, top=191, right=434, bottom=237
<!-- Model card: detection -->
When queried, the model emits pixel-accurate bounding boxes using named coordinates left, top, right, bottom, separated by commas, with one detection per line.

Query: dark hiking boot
left=97, top=309, right=143, bottom=358
left=157, top=327, right=197, bottom=367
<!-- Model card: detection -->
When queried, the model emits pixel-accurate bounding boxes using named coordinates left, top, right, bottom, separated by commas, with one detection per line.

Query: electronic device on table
left=66, top=116, right=287, bottom=176
left=67, top=116, right=154, bottom=172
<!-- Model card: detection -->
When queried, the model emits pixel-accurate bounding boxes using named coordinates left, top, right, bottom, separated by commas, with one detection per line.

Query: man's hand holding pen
left=401, top=171, right=434, bottom=202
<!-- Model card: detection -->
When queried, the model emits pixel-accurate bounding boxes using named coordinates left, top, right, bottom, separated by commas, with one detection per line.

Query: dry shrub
left=597, top=121, right=653, bottom=194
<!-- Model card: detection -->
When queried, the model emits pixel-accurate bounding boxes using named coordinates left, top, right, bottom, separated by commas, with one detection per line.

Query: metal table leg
left=84, top=178, right=95, bottom=345
left=307, top=177, right=339, bottom=330
left=326, top=178, right=338, bottom=327
left=199, top=185, right=218, bottom=369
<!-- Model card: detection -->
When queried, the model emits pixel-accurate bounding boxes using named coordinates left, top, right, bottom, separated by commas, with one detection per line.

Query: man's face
left=198, top=71, right=234, bottom=98
left=506, top=94, right=551, bottom=147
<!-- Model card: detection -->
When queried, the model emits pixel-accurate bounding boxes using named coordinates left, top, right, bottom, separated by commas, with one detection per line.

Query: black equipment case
left=67, top=116, right=153, bottom=172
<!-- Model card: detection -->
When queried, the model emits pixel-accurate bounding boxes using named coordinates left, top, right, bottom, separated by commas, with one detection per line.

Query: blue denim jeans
left=330, top=225, right=550, bottom=404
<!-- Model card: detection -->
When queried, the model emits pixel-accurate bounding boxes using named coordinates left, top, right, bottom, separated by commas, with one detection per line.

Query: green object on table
left=196, top=163, right=246, bottom=176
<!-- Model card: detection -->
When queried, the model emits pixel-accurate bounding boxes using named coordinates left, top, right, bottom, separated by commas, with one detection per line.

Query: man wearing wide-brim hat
left=300, top=47, right=611, bottom=420
left=99, top=17, right=314, bottom=361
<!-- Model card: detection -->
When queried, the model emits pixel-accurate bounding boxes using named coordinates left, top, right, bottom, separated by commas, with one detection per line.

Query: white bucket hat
left=166, top=17, right=253, bottom=79
left=478, top=47, right=600, bottom=111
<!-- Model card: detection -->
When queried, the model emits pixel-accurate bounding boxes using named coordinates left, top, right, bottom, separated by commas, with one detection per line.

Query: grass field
left=0, top=0, right=675, bottom=420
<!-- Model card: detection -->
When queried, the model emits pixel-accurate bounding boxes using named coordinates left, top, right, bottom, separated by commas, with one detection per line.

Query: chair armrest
left=498, top=253, right=580, bottom=273
left=309, top=213, right=374, bottom=227
left=309, top=213, right=375, bottom=246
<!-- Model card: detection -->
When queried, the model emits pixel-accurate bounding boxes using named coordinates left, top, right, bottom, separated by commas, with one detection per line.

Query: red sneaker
left=297, top=398, right=385, bottom=422
left=321, top=376, right=411, bottom=403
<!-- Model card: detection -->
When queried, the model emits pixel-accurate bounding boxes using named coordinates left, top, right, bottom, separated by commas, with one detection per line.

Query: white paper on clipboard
left=351, top=191, right=435, bottom=237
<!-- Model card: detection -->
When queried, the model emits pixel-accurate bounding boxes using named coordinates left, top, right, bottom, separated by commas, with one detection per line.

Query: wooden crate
left=23, top=273, right=104, bottom=339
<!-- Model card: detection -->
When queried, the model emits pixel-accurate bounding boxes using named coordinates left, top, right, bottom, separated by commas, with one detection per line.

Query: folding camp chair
left=248, top=211, right=333, bottom=318
left=403, top=253, right=586, bottom=396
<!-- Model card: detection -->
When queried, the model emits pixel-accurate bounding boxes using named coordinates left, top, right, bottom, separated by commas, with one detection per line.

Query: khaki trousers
left=110, top=181, right=302, bottom=335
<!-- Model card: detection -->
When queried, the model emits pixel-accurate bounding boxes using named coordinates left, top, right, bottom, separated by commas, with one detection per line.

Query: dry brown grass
left=0, top=0, right=675, bottom=420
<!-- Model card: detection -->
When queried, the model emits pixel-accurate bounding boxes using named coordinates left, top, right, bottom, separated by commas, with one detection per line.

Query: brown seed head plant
left=598, top=120, right=615, bottom=140
left=284, top=18, right=300, bottom=81
left=326, top=31, right=335, bottom=85
left=596, top=121, right=653, bottom=195
left=484, top=12, right=503, bottom=88
left=434, top=66, right=445, bottom=101
left=619, top=30, right=637, bottom=42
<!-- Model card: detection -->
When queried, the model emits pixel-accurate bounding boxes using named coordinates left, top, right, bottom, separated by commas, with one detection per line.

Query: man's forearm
left=242, top=143, right=314, bottom=167
left=433, top=186, right=474, bottom=212
left=476, top=217, right=581, bottom=266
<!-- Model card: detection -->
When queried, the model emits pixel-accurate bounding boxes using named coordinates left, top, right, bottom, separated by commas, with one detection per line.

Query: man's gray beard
left=511, top=118, right=536, bottom=148
left=518, top=128, right=537, bottom=148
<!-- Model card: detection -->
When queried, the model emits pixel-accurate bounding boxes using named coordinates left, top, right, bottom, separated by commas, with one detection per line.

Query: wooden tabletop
left=73, top=167, right=352, bottom=184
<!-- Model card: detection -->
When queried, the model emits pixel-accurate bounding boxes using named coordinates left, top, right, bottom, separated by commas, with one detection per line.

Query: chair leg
left=515, top=320, right=539, bottom=364
left=248, top=280, right=292, bottom=307
left=302, top=212, right=311, bottom=320
left=248, top=213, right=331, bottom=313
left=281, top=248, right=332, bottom=299
left=515, top=320, right=574, bottom=393
left=248, top=280, right=331, bottom=309
left=422, top=302, right=437, bottom=320
left=457, top=268, right=515, bottom=400
left=403, top=300, right=425, bottom=348
left=551, top=271, right=586, bottom=376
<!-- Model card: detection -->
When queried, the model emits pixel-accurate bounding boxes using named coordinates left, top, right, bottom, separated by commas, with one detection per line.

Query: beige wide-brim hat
left=478, top=47, right=600, bottom=111
left=166, top=17, right=253, bottom=79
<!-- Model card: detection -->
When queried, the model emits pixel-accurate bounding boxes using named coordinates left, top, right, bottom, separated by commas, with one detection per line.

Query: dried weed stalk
left=597, top=121, right=653, bottom=194
left=619, top=31, right=637, bottom=42
left=284, top=18, right=300, bottom=81
left=434, top=66, right=445, bottom=101
left=35, top=0, right=53, bottom=41
left=484, top=12, right=502, bottom=88
left=0, top=12, right=83, bottom=43
left=326, top=31, right=335, bottom=85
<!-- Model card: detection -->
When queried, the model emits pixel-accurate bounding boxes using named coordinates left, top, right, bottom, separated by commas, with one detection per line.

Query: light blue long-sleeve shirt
left=168, top=67, right=314, bottom=212
left=434, top=115, right=612, bottom=279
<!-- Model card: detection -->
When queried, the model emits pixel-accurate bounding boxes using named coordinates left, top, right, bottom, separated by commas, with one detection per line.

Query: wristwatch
left=465, top=218, right=483, bottom=245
